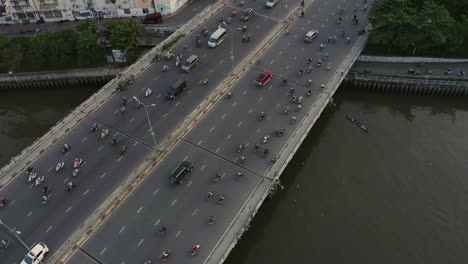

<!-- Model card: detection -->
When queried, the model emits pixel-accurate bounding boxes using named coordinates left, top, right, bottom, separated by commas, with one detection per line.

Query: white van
left=208, top=28, right=227, bottom=48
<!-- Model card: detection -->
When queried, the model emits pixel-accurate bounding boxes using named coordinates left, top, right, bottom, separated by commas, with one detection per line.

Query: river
left=1, top=87, right=467, bottom=263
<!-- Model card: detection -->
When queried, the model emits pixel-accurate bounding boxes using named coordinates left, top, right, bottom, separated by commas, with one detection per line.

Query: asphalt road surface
left=66, top=0, right=372, bottom=263
left=0, top=0, right=300, bottom=263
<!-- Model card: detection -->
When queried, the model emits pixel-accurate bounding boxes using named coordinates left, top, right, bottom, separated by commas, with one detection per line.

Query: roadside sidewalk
left=0, top=0, right=216, bottom=36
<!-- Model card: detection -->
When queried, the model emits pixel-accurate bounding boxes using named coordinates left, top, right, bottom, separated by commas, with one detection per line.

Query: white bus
left=208, top=28, right=227, bottom=48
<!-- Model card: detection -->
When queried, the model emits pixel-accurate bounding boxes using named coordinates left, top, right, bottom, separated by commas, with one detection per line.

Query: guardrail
left=352, top=73, right=468, bottom=87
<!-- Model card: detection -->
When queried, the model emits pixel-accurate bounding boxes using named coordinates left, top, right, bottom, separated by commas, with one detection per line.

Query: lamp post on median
left=222, top=22, right=235, bottom=72
left=132, top=96, right=157, bottom=149
left=0, top=219, right=30, bottom=251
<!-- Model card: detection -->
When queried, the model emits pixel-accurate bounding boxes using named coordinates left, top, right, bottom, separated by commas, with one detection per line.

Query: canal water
left=1, top=87, right=467, bottom=263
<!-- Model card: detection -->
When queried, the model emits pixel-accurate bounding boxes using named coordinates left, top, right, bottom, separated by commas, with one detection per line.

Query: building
left=2, top=0, right=188, bottom=24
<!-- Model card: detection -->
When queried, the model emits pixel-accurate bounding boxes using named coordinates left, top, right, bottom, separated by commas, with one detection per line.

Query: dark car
left=169, top=161, right=194, bottom=184
left=241, top=8, right=255, bottom=21
left=256, top=70, right=273, bottom=86
left=165, top=79, right=187, bottom=99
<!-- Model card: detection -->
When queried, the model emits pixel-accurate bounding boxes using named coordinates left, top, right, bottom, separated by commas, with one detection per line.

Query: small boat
left=346, top=114, right=368, bottom=132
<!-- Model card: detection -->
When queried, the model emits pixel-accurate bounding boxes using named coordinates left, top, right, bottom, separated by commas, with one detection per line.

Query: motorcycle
left=120, top=146, right=128, bottom=155
left=275, top=128, right=285, bottom=137
left=74, top=158, right=83, bottom=169
left=262, top=135, right=270, bottom=144
left=72, top=168, right=80, bottom=177
left=242, top=34, right=252, bottom=42
left=145, top=88, right=152, bottom=97
left=208, top=216, right=216, bottom=225
left=259, top=113, right=266, bottom=121
left=62, top=144, right=71, bottom=153
left=90, top=124, right=98, bottom=132
left=35, top=176, right=45, bottom=186
left=218, top=195, right=225, bottom=205
left=0, top=198, right=9, bottom=208
left=101, top=128, right=109, bottom=139
left=66, top=182, right=75, bottom=192
left=161, top=250, right=171, bottom=262
left=191, top=245, right=200, bottom=256
left=55, top=162, right=65, bottom=172
left=214, top=173, right=223, bottom=183
left=236, top=171, right=243, bottom=180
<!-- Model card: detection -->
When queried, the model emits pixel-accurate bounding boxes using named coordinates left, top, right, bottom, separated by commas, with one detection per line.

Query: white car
left=266, top=0, right=278, bottom=8
left=21, top=242, right=49, bottom=264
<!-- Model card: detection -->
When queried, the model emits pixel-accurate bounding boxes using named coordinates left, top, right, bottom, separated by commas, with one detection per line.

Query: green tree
left=26, top=33, right=51, bottom=68
left=26, top=31, right=77, bottom=69
left=76, top=18, right=96, bottom=33
left=77, top=29, right=103, bottom=65
left=369, top=0, right=460, bottom=53
left=104, top=18, right=142, bottom=61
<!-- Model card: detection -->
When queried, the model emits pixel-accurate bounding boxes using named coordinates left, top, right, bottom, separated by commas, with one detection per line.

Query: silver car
left=266, top=0, right=278, bottom=8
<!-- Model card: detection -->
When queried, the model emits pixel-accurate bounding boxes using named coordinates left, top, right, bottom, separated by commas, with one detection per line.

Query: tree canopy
left=369, top=0, right=463, bottom=53
left=104, top=18, right=142, bottom=61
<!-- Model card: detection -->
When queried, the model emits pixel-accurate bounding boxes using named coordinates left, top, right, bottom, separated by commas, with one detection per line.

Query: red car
left=256, top=70, right=272, bottom=86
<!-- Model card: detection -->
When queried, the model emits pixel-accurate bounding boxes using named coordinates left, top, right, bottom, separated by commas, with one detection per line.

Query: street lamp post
left=0, top=219, right=30, bottom=251
left=222, top=22, right=235, bottom=72
left=132, top=96, right=157, bottom=149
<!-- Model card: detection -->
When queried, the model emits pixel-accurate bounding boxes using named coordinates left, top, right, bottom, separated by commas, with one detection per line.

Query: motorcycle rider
left=66, top=181, right=74, bottom=191
left=41, top=195, right=48, bottom=205
left=121, top=145, right=128, bottom=154
left=237, top=171, right=244, bottom=179
left=162, top=65, right=169, bottom=72
left=240, top=155, right=246, bottom=163
left=238, top=144, right=245, bottom=152
left=203, top=76, right=209, bottom=84
left=209, top=216, right=216, bottom=224
left=112, top=136, right=119, bottom=145
left=207, top=191, right=214, bottom=199
left=289, top=87, right=295, bottom=95
left=0, top=197, right=8, bottom=207
left=218, top=194, right=226, bottom=204
left=282, top=78, right=287, bottom=86
left=227, top=91, right=233, bottom=99
left=307, top=88, right=312, bottom=96
left=192, top=244, right=200, bottom=255
left=259, top=112, right=266, bottom=120
left=161, top=250, right=171, bottom=261
left=91, top=123, right=98, bottom=131
left=121, top=97, right=127, bottom=106
left=159, top=225, right=168, bottom=234
left=254, top=144, right=259, bottom=152
left=283, top=106, right=290, bottom=114
left=63, top=143, right=71, bottom=152
left=0, top=239, right=9, bottom=249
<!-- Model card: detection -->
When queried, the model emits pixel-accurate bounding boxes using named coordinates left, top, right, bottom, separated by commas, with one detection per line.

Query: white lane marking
left=243, top=90, right=247, bottom=95
left=286, top=65, right=290, bottom=70
left=137, top=206, right=143, bottom=214
left=140, top=87, right=146, bottom=92
left=232, top=102, right=237, bottom=107
left=175, top=101, right=180, bottom=107
left=237, top=121, right=243, bottom=127
left=187, top=90, right=192, bottom=95
left=268, top=85, right=272, bottom=90
left=100, top=172, right=107, bottom=179
left=98, top=146, right=103, bottom=152
left=133, top=142, right=138, bottom=147
left=154, top=76, right=159, bottom=81
left=221, top=114, right=226, bottom=120
left=215, top=147, right=220, bottom=153
left=82, top=161, right=87, bottom=167
left=27, top=211, right=32, bottom=217
left=100, top=248, right=107, bottom=255
left=45, top=226, right=53, bottom=233
left=119, top=226, right=126, bottom=233
left=64, top=177, right=70, bottom=183
left=200, top=165, right=206, bottom=171
left=157, top=94, right=161, bottom=99
left=130, top=117, right=135, bottom=123
left=183, top=156, right=188, bottom=161
left=10, top=200, right=15, bottom=206
left=48, top=167, right=52, bottom=172
left=171, top=200, right=177, bottom=207
left=279, top=51, right=283, bottom=55
left=64, top=152, right=70, bottom=157
left=153, top=188, right=159, bottom=195
left=227, top=134, right=231, bottom=140
left=163, top=113, right=168, bottom=118
left=81, top=137, right=87, bottom=142
left=270, top=60, right=275, bottom=65
left=192, top=209, right=198, bottom=216
left=66, top=207, right=72, bottom=213
left=176, top=230, right=181, bottom=238
left=154, top=219, right=160, bottom=226
left=258, top=97, right=263, bottom=102
left=117, top=156, right=123, bottom=162
left=138, top=239, right=144, bottom=247
left=210, top=127, right=214, bottom=132
left=219, top=60, right=224, bottom=64
left=186, top=181, right=192, bottom=188
left=83, top=189, right=90, bottom=196
left=210, top=68, right=214, bottom=73
left=249, top=108, right=253, bottom=114
left=198, top=140, right=202, bottom=145
left=256, top=128, right=261, bottom=133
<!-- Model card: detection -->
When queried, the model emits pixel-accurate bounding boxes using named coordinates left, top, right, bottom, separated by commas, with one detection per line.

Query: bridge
left=0, top=0, right=370, bottom=263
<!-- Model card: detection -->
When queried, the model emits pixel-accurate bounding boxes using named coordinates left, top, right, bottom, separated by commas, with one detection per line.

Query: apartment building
left=2, top=0, right=188, bottom=24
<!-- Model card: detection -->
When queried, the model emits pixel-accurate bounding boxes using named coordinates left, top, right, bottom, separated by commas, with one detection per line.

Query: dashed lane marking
left=171, top=200, right=177, bottom=207
left=183, top=155, right=188, bottom=161
left=81, top=137, right=87, bottom=142
left=210, top=127, right=214, bottom=132
left=119, top=226, right=126, bottom=233
left=27, top=211, right=32, bottom=217
left=242, top=90, right=247, bottom=95
left=45, top=226, right=53, bottom=233
left=100, top=172, right=107, bottom=179
left=198, top=140, right=202, bottom=145
left=138, top=239, right=144, bottom=247
left=258, top=97, right=263, bottom=102
left=221, top=114, right=226, bottom=120
left=130, top=117, right=135, bottom=123
left=137, top=206, right=143, bottom=214
left=117, top=156, right=123, bottom=162
left=219, top=60, right=224, bottom=64
left=176, top=230, right=181, bottom=238
left=82, top=189, right=89, bottom=196
left=227, top=134, right=231, bottom=140
left=133, top=142, right=138, bottom=147
left=192, top=209, right=198, bottom=216
left=215, top=147, right=220, bottom=153
left=237, top=121, right=243, bottom=127
left=200, top=165, right=206, bottom=171
left=249, top=108, right=253, bottom=114
left=64, top=152, right=70, bottom=157
left=154, top=76, right=159, bottom=81
left=176, top=101, right=180, bottom=107
left=232, top=102, right=237, bottom=107
left=154, top=219, right=160, bottom=226
left=98, top=146, right=103, bottom=152
left=64, top=177, right=69, bottom=183
left=100, top=248, right=107, bottom=255
left=163, top=113, right=168, bottom=118
left=186, top=181, right=192, bottom=188
left=153, top=188, right=159, bottom=195
left=66, top=207, right=72, bottom=213
left=48, top=167, right=52, bottom=172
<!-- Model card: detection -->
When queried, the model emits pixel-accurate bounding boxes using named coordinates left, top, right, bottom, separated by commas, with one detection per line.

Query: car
left=304, top=30, right=319, bottom=42
left=240, top=8, right=255, bottom=21
left=169, top=161, right=194, bottom=184
left=165, top=79, right=187, bottom=99
left=265, top=0, right=278, bottom=8
left=21, top=242, right=49, bottom=264
left=256, top=70, right=273, bottom=86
